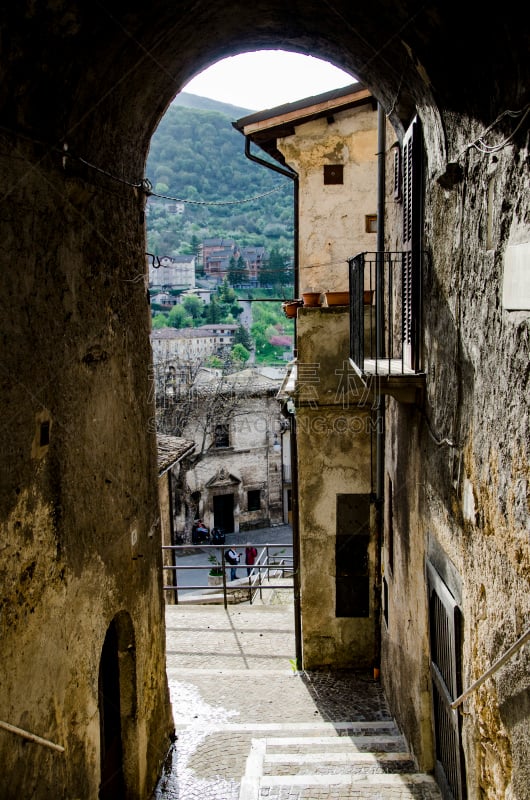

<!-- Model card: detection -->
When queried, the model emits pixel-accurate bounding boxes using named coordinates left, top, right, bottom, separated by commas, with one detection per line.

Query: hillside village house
left=0, top=6, right=528, bottom=800
left=168, top=367, right=286, bottom=539
left=201, top=237, right=268, bottom=283
left=236, top=82, right=384, bottom=669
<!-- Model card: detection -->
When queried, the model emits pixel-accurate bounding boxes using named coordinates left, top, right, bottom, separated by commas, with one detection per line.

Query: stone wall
left=379, top=112, right=530, bottom=793
left=0, top=141, right=173, bottom=797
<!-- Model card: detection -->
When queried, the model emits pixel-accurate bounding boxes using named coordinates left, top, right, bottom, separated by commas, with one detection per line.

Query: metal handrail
left=161, top=542, right=293, bottom=607
left=0, top=719, right=65, bottom=753
left=451, top=627, right=530, bottom=710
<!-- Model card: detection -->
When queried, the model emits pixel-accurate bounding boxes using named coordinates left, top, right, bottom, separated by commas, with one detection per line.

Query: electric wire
left=458, top=104, right=530, bottom=159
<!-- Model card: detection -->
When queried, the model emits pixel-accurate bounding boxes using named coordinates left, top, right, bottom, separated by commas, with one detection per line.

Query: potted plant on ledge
left=208, top=553, right=224, bottom=586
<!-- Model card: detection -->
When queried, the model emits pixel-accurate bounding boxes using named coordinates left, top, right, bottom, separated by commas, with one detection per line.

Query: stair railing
left=451, top=627, right=530, bottom=710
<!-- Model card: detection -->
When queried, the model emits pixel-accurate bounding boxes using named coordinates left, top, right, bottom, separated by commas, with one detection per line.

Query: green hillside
left=170, top=91, right=254, bottom=119
left=145, top=94, right=295, bottom=262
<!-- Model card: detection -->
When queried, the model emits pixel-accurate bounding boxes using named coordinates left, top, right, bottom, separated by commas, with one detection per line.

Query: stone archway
left=1, top=5, right=527, bottom=799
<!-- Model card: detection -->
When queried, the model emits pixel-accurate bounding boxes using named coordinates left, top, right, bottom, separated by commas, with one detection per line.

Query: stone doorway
left=214, top=493, right=235, bottom=532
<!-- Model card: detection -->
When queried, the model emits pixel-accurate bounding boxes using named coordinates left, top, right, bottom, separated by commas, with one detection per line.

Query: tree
left=204, top=296, right=222, bottom=324
left=233, top=323, right=253, bottom=350
left=182, top=294, right=204, bottom=322
left=231, top=343, right=250, bottom=364
left=154, top=360, right=254, bottom=540
left=152, top=313, right=168, bottom=329
left=167, top=304, right=193, bottom=329
left=228, top=254, right=248, bottom=285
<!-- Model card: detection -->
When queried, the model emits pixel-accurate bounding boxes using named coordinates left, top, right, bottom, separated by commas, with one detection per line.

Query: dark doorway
left=427, top=562, right=466, bottom=800
left=98, top=620, right=126, bottom=800
left=214, top=494, right=234, bottom=532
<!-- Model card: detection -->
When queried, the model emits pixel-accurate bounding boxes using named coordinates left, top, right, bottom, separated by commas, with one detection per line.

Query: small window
left=40, top=420, right=50, bottom=447
left=324, top=164, right=343, bottom=185
left=393, top=144, right=402, bottom=200
left=248, top=489, right=260, bottom=511
left=214, top=423, right=229, bottom=448
left=365, top=214, right=377, bottom=233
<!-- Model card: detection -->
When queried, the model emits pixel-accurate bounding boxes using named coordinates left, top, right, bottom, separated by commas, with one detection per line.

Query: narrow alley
left=152, top=601, right=442, bottom=799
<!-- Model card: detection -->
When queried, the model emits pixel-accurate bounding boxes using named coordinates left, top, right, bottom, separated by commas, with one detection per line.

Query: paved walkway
left=152, top=600, right=442, bottom=800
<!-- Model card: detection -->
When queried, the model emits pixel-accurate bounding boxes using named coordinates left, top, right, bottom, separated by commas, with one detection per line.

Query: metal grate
left=348, top=251, right=423, bottom=377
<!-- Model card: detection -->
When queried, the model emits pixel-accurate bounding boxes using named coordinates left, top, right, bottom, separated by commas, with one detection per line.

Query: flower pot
left=282, top=300, right=302, bottom=318
left=325, top=291, right=350, bottom=306
left=208, top=573, right=223, bottom=586
left=364, top=290, right=375, bottom=305
left=302, top=292, right=321, bottom=307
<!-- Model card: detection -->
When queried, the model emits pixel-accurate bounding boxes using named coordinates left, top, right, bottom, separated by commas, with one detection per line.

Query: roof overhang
left=233, top=83, right=375, bottom=163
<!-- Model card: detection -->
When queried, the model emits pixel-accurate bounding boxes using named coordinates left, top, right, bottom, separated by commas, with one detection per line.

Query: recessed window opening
left=324, top=164, right=344, bottom=184
left=365, top=214, right=377, bottom=233
left=40, top=420, right=50, bottom=447
left=248, top=489, right=261, bottom=511
left=214, top=422, right=230, bottom=448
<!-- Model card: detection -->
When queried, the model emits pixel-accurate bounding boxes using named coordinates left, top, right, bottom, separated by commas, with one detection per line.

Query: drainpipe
left=244, top=138, right=302, bottom=666
left=375, top=103, right=386, bottom=672
left=243, top=137, right=300, bottom=304
left=376, top=103, right=385, bottom=503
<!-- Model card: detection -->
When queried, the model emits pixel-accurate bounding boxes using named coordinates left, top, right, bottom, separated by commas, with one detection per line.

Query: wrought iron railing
left=162, top=542, right=294, bottom=609
left=348, top=251, right=423, bottom=378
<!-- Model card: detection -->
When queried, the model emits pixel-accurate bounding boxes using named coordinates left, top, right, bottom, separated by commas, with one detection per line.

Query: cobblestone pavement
left=152, top=599, right=442, bottom=800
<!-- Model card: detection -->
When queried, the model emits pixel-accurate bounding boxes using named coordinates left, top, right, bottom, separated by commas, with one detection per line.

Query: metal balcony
left=348, top=251, right=426, bottom=403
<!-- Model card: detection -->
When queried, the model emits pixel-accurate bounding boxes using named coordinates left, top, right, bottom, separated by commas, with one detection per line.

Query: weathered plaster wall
left=296, top=308, right=376, bottom=668
left=380, top=112, right=530, bottom=791
left=0, top=142, right=173, bottom=797
left=278, top=105, right=379, bottom=294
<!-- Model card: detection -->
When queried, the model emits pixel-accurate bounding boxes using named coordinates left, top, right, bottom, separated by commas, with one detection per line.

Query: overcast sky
left=183, top=51, right=355, bottom=111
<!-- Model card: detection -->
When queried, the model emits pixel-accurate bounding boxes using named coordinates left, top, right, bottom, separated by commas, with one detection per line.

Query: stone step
left=265, top=733, right=408, bottom=752
left=240, top=726, right=443, bottom=800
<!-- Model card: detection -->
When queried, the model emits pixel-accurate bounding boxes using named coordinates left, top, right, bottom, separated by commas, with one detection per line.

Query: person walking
left=245, top=543, right=258, bottom=577
left=225, top=547, right=240, bottom=581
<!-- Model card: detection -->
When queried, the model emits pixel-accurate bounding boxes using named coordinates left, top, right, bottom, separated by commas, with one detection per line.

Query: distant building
left=151, top=292, right=179, bottom=309
left=173, top=367, right=287, bottom=535
left=149, top=254, right=196, bottom=290
left=202, top=238, right=238, bottom=281
left=150, top=324, right=238, bottom=364
left=201, top=238, right=268, bottom=284
left=179, top=287, right=212, bottom=304
left=240, top=245, right=266, bottom=283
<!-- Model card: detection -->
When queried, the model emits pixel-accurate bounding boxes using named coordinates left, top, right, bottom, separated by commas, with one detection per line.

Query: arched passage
left=0, top=4, right=527, bottom=799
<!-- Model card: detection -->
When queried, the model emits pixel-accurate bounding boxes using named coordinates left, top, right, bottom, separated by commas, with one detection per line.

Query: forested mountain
left=145, top=93, right=294, bottom=261
left=171, top=91, right=254, bottom=119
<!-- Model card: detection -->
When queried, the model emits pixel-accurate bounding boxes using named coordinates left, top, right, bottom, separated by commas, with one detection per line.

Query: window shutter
left=401, top=117, right=423, bottom=370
